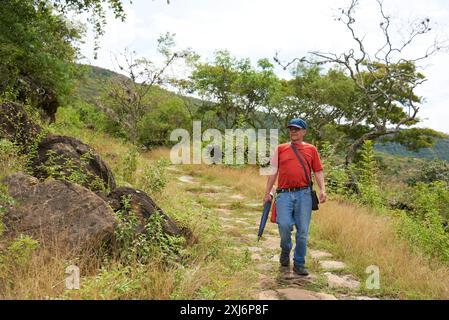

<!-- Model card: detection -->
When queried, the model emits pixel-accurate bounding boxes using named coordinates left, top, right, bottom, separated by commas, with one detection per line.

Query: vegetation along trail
left=153, top=147, right=449, bottom=300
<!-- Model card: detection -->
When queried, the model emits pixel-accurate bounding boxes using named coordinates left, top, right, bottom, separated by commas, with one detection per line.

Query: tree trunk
left=345, top=130, right=387, bottom=166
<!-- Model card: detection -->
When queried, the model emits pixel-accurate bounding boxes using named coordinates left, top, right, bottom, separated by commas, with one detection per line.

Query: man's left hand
left=320, top=190, right=327, bottom=204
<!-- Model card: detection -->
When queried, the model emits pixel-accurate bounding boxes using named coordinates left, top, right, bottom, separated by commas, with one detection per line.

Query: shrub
left=0, top=183, right=14, bottom=237
left=0, top=235, right=40, bottom=286
left=409, top=181, right=449, bottom=222
left=120, top=147, right=139, bottom=184
left=319, top=142, right=349, bottom=195
left=0, top=139, right=25, bottom=180
left=138, top=158, right=169, bottom=195
left=406, top=160, right=449, bottom=186
left=138, top=97, right=190, bottom=147
left=37, top=149, right=107, bottom=192
left=397, top=210, right=449, bottom=263
left=113, top=196, right=185, bottom=265
left=77, top=103, right=108, bottom=132
left=353, top=140, right=384, bottom=208
left=396, top=181, right=449, bottom=262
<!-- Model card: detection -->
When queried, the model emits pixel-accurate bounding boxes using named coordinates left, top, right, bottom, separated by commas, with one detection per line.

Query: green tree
left=100, top=34, right=192, bottom=144
left=186, top=51, right=283, bottom=129
left=273, top=64, right=358, bottom=143
left=44, top=0, right=168, bottom=56
left=356, top=140, right=382, bottom=206
left=0, top=0, right=81, bottom=121
left=282, top=0, right=447, bottom=166
left=340, top=61, right=444, bottom=165
left=406, top=160, right=449, bottom=186
left=138, top=95, right=191, bottom=147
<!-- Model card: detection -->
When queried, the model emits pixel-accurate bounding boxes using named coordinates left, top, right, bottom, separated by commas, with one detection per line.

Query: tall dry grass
left=143, top=147, right=267, bottom=200
left=0, top=141, right=256, bottom=300
left=314, top=199, right=449, bottom=299
left=0, top=244, right=103, bottom=299
left=4, top=136, right=449, bottom=299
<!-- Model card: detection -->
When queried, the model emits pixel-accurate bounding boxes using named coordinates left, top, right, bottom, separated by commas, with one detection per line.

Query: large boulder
left=0, top=101, right=42, bottom=153
left=107, top=187, right=181, bottom=237
left=2, top=172, right=116, bottom=250
left=30, top=134, right=116, bottom=193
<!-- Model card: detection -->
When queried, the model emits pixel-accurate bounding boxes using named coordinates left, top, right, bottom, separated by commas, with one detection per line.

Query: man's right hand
left=263, top=193, right=272, bottom=205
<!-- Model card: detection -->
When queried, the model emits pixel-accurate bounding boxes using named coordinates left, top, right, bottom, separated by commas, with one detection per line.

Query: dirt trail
left=176, top=170, right=378, bottom=300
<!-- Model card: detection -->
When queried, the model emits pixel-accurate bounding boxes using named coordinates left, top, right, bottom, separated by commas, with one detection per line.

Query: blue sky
left=78, top=0, right=449, bottom=133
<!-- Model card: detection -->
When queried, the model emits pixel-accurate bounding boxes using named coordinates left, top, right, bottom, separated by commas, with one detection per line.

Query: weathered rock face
left=107, top=187, right=181, bottom=237
left=2, top=172, right=116, bottom=250
left=31, top=134, right=116, bottom=192
left=0, top=101, right=42, bottom=153
left=1, top=101, right=187, bottom=252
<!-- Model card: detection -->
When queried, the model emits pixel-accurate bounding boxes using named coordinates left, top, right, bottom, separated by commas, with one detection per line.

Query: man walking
left=263, top=118, right=327, bottom=276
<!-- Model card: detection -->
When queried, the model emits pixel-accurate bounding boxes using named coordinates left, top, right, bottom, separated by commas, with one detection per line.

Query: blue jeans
left=275, top=188, right=312, bottom=267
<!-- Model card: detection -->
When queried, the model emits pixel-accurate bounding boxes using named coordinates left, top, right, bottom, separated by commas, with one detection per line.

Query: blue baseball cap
left=287, top=118, right=308, bottom=130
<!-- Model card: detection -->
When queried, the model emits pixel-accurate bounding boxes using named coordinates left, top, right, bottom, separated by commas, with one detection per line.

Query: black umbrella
left=258, top=193, right=273, bottom=241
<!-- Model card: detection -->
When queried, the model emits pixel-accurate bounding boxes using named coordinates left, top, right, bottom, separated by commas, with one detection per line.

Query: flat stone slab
left=251, top=253, right=262, bottom=261
left=353, top=296, right=380, bottom=300
left=242, top=212, right=260, bottom=217
left=324, top=272, right=360, bottom=290
left=258, top=290, right=280, bottom=300
left=315, top=292, right=338, bottom=300
left=246, top=203, right=262, bottom=208
left=178, top=175, right=196, bottom=184
left=245, top=234, right=260, bottom=242
left=223, top=225, right=236, bottom=231
left=234, top=219, right=250, bottom=226
left=226, top=247, right=243, bottom=254
left=319, top=260, right=346, bottom=270
left=309, top=249, right=333, bottom=260
left=277, top=288, right=337, bottom=300
left=215, top=208, right=232, bottom=215
left=199, top=192, right=220, bottom=198
left=202, top=185, right=231, bottom=191
left=217, top=203, right=232, bottom=207
left=258, top=273, right=277, bottom=290
left=256, top=263, right=274, bottom=271
left=280, top=271, right=317, bottom=282
left=244, top=226, right=259, bottom=231
left=230, top=194, right=246, bottom=200
left=260, top=237, right=279, bottom=250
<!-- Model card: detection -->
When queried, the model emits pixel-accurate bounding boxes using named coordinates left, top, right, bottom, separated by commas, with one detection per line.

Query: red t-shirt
left=272, top=142, right=324, bottom=189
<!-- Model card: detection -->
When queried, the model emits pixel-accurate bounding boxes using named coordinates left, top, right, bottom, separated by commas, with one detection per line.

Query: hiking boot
left=293, top=265, right=309, bottom=276
left=280, top=250, right=290, bottom=267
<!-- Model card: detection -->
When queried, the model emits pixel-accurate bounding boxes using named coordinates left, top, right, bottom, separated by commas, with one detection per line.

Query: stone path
left=173, top=166, right=378, bottom=300
left=178, top=175, right=197, bottom=184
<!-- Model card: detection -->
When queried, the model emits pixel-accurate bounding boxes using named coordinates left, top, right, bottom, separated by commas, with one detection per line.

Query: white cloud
left=78, top=0, right=449, bottom=133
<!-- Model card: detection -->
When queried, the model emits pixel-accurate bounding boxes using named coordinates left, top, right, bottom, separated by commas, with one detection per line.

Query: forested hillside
left=79, top=64, right=449, bottom=162
left=376, top=139, right=449, bottom=162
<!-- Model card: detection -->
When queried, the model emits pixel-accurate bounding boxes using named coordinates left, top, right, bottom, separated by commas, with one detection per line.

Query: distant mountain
left=74, top=65, right=124, bottom=103
left=75, top=64, right=203, bottom=106
left=375, top=139, right=449, bottom=162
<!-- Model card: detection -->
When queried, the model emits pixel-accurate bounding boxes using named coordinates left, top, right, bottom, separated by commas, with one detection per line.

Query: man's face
left=289, top=127, right=306, bottom=141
